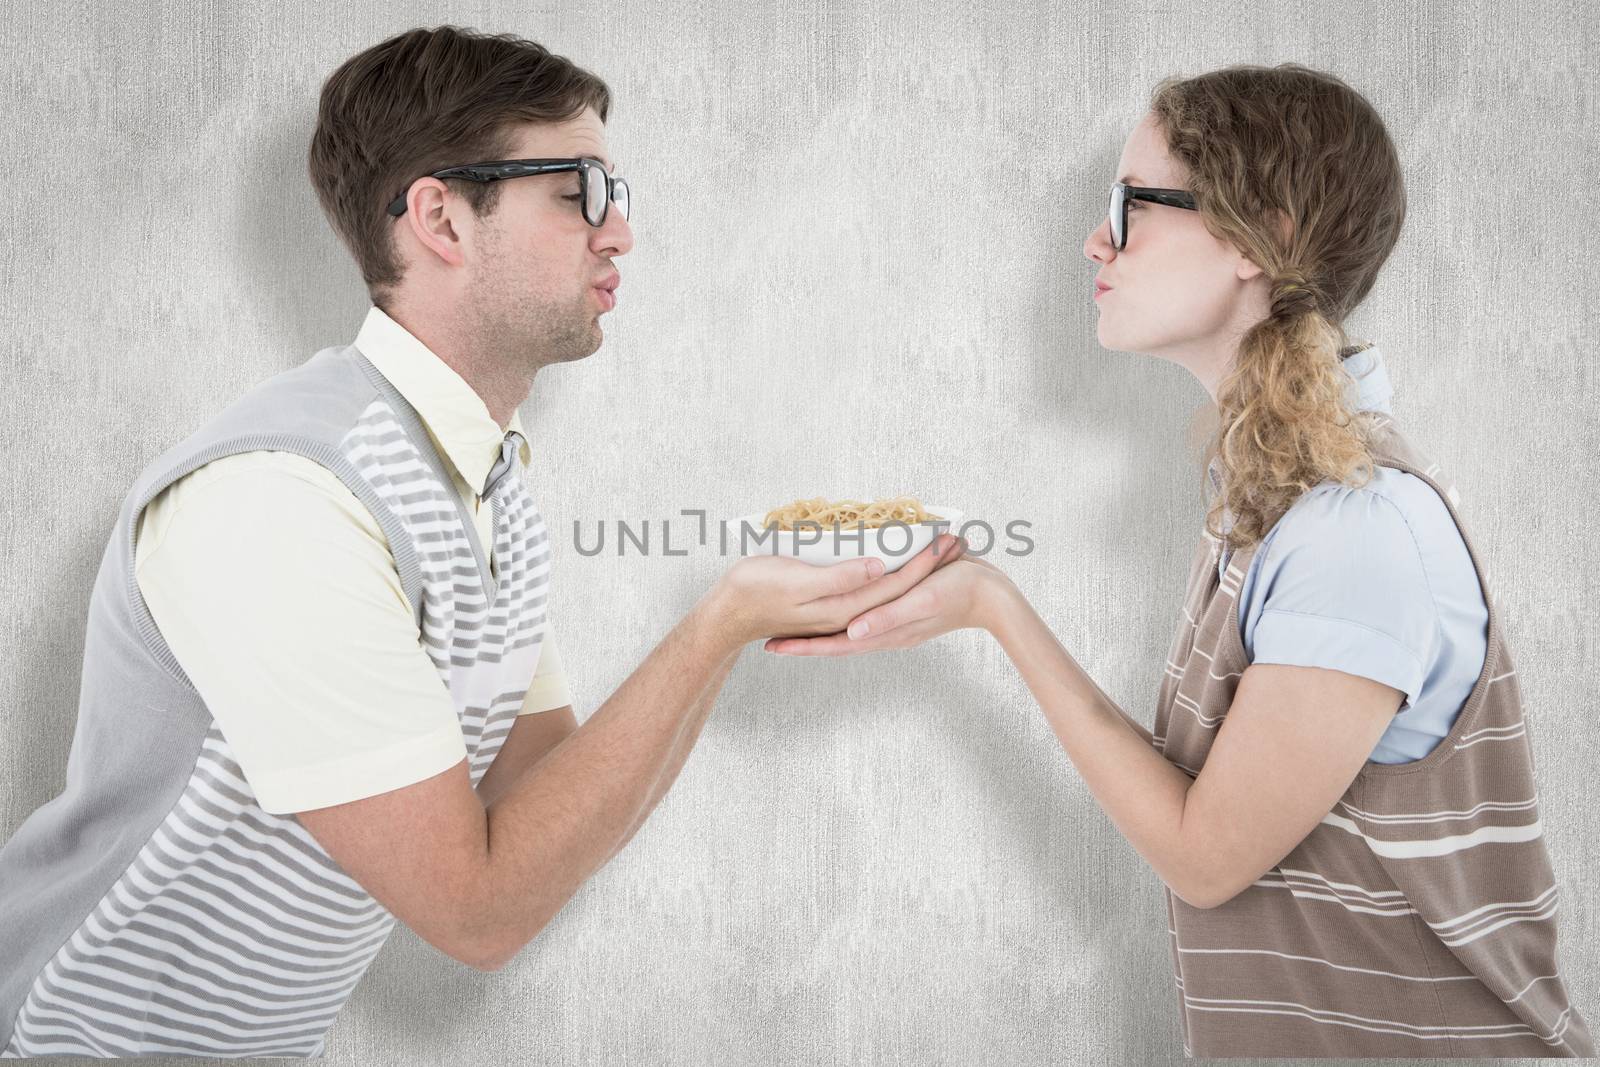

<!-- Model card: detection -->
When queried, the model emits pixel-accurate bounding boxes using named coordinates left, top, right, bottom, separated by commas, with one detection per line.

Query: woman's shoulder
left=1284, top=465, right=1457, bottom=545
left=1241, top=468, right=1444, bottom=702
left=1257, top=465, right=1473, bottom=614
left=1274, top=469, right=1421, bottom=549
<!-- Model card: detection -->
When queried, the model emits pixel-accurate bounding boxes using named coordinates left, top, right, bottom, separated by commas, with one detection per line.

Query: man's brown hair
left=307, top=25, right=611, bottom=307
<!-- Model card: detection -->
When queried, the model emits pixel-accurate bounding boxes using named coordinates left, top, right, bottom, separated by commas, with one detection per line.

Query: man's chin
left=542, top=322, right=603, bottom=366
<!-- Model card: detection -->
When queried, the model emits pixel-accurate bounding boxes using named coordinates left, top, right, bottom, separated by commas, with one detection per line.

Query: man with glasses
left=385, top=155, right=630, bottom=227
left=0, top=26, right=957, bottom=1058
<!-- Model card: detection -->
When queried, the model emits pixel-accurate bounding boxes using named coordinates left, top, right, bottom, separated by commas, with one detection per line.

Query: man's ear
left=403, top=179, right=470, bottom=270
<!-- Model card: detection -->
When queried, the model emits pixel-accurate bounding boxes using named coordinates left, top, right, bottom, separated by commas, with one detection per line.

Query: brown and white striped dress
left=1153, top=413, right=1593, bottom=1057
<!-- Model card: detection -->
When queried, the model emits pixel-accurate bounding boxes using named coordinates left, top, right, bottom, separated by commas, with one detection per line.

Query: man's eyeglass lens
left=586, top=165, right=629, bottom=227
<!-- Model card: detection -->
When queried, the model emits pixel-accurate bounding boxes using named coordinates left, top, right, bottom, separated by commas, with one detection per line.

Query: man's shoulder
left=129, top=344, right=385, bottom=503
left=136, top=450, right=383, bottom=572
left=150, top=451, right=363, bottom=518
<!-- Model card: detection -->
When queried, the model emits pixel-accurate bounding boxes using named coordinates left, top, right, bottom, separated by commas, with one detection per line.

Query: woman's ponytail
left=1203, top=267, right=1379, bottom=550
left=1150, top=64, right=1406, bottom=553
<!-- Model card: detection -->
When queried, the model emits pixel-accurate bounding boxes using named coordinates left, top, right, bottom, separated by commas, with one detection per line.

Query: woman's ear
left=1235, top=209, right=1294, bottom=282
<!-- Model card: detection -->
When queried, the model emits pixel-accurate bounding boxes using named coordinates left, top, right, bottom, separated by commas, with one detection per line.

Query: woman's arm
left=767, top=556, right=1402, bottom=908
left=980, top=582, right=1207, bottom=903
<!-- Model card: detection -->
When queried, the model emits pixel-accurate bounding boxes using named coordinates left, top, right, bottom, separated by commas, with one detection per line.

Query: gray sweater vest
left=0, top=343, right=551, bottom=1057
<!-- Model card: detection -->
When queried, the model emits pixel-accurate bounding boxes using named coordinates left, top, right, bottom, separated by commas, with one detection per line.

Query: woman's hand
left=762, top=541, right=1015, bottom=656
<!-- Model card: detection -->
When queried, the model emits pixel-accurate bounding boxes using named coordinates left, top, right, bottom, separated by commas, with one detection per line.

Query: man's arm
left=478, top=649, right=737, bottom=858
left=297, top=603, right=736, bottom=971
left=476, top=632, right=580, bottom=807
left=476, top=641, right=737, bottom=822
left=295, top=543, right=956, bottom=972
left=474, top=706, right=578, bottom=809
left=597, top=646, right=739, bottom=863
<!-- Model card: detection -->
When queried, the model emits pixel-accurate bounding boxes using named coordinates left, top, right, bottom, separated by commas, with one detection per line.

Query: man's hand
left=700, top=534, right=966, bottom=649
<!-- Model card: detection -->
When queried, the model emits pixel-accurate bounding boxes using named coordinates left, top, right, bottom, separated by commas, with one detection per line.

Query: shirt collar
left=1340, top=342, right=1393, bottom=415
left=1205, top=343, right=1393, bottom=494
left=353, top=305, right=532, bottom=496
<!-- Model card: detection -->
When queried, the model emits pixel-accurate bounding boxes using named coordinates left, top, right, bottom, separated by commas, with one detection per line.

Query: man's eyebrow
left=1118, top=174, right=1143, bottom=185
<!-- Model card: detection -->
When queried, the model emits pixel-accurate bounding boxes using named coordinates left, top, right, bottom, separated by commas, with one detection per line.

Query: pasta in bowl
left=731, top=496, right=963, bottom=574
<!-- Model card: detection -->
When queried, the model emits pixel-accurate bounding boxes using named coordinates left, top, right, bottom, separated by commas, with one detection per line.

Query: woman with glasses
left=768, top=63, right=1591, bottom=1058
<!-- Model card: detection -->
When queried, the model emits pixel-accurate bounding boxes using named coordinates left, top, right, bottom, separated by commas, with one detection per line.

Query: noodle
left=761, top=495, right=938, bottom=530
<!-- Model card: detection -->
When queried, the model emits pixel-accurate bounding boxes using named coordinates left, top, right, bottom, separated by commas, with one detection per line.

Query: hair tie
left=1271, top=275, right=1318, bottom=318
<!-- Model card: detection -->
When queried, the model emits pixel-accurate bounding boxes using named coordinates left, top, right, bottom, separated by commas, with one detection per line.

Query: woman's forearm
left=981, top=580, right=1206, bottom=904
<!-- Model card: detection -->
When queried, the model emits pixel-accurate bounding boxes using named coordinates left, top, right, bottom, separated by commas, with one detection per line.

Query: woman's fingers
left=762, top=538, right=982, bottom=653
left=817, top=535, right=961, bottom=619
left=765, top=613, right=947, bottom=656
left=931, top=535, right=968, bottom=570
left=764, top=627, right=912, bottom=656
left=845, top=583, right=933, bottom=640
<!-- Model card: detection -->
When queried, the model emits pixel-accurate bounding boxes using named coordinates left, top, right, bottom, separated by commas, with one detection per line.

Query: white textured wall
left=3, top=2, right=1596, bottom=1064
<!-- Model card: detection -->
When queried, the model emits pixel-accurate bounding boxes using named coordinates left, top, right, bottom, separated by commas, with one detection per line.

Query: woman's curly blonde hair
left=1150, top=64, right=1407, bottom=551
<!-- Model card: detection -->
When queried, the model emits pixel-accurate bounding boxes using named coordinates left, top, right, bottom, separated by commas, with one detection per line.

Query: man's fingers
left=819, top=534, right=958, bottom=617
left=814, top=554, right=886, bottom=596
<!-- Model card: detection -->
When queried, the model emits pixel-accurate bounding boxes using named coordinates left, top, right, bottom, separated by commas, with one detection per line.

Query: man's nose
left=595, top=209, right=633, bottom=257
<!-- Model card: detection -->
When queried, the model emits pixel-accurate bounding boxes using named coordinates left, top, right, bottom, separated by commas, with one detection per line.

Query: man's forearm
left=601, top=645, right=741, bottom=863
left=464, top=600, right=739, bottom=965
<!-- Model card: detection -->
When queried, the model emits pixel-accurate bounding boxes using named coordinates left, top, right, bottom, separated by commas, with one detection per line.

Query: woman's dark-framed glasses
left=1108, top=182, right=1197, bottom=250
left=386, top=156, right=630, bottom=228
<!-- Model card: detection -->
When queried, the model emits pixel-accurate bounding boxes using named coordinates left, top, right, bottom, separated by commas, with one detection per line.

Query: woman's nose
left=1083, top=217, right=1115, bottom=264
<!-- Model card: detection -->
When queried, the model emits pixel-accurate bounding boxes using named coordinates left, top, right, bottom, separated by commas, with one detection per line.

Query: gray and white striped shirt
left=0, top=338, right=551, bottom=1057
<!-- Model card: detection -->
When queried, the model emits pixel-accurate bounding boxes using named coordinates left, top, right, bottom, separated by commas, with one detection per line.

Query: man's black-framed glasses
left=385, top=156, right=630, bottom=228
left=1108, top=181, right=1197, bottom=250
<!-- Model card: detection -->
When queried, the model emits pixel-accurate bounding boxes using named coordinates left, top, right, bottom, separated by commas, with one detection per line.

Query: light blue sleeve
left=1240, top=485, right=1441, bottom=713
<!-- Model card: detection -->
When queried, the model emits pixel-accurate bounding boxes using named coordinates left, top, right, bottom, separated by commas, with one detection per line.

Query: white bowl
left=729, top=506, right=963, bottom=574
